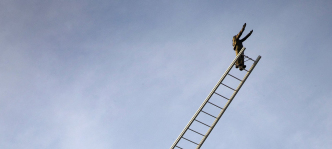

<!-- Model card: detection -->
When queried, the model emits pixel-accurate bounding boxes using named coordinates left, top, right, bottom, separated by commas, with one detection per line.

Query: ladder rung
left=221, top=83, right=236, bottom=91
left=188, top=128, right=205, bottom=136
left=214, top=92, right=229, bottom=100
left=201, top=110, right=217, bottom=118
left=194, top=119, right=211, bottom=127
left=182, top=137, right=199, bottom=145
left=243, top=69, right=249, bottom=72
left=175, top=146, right=183, bottom=149
left=207, top=101, right=223, bottom=109
left=228, top=74, right=242, bottom=81
left=244, top=55, right=255, bottom=61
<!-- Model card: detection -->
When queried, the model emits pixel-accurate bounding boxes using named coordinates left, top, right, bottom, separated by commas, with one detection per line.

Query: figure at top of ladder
left=232, top=23, right=253, bottom=71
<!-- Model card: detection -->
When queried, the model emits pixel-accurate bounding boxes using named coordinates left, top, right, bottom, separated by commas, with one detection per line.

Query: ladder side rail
left=170, top=47, right=246, bottom=149
left=196, top=55, right=261, bottom=148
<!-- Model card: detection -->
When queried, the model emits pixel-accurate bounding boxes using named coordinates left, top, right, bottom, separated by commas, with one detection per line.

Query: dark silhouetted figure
left=232, top=23, right=253, bottom=71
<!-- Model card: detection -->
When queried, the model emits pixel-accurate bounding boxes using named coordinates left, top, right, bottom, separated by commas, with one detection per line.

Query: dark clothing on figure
left=232, top=23, right=253, bottom=69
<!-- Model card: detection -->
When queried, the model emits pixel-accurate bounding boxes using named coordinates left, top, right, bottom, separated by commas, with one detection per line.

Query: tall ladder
left=170, top=47, right=261, bottom=149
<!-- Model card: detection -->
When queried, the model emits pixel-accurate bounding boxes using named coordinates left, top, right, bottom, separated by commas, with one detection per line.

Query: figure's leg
left=235, top=48, right=240, bottom=68
left=240, top=54, right=245, bottom=67
left=243, top=54, right=246, bottom=68
left=239, top=54, right=245, bottom=71
left=237, top=54, right=244, bottom=66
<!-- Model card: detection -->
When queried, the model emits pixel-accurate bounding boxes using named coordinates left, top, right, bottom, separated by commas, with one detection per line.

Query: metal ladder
left=170, top=47, right=261, bottom=149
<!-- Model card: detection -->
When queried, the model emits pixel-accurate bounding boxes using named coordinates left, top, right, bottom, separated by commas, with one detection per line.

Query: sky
left=0, top=0, right=331, bottom=149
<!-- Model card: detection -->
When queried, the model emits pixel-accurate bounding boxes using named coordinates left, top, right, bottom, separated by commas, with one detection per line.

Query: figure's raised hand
left=240, top=29, right=253, bottom=42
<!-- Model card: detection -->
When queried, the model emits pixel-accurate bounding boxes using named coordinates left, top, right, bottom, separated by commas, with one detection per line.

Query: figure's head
left=233, top=36, right=237, bottom=42
left=232, top=36, right=236, bottom=46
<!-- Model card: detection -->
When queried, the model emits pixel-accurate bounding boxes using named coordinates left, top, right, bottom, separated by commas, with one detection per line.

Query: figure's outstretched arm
left=236, top=23, right=246, bottom=39
left=241, top=30, right=253, bottom=42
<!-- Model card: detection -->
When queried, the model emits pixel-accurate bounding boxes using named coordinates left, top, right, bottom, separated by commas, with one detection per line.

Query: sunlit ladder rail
left=170, top=47, right=261, bottom=149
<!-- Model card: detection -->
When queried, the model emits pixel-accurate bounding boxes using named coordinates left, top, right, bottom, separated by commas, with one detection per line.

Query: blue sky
left=0, top=0, right=331, bottom=148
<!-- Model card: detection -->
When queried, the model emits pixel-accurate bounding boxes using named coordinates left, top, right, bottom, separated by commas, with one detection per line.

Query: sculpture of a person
left=232, top=23, right=253, bottom=71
